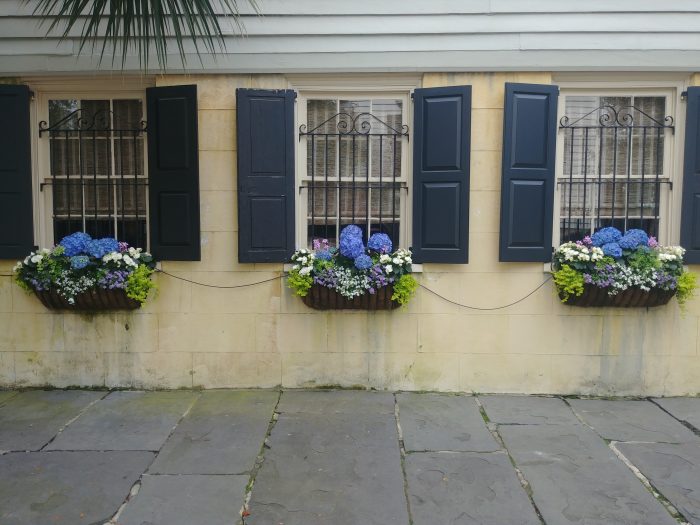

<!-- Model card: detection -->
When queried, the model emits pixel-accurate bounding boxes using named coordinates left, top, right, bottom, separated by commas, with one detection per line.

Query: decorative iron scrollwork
left=559, top=105, right=674, bottom=130
left=299, top=112, right=409, bottom=137
left=39, top=109, right=147, bottom=136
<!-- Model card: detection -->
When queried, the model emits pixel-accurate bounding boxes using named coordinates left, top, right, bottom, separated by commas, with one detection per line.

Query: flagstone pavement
left=0, top=389, right=699, bottom=525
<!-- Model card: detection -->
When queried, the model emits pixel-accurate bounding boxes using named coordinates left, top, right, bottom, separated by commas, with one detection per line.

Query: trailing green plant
left=126, top=264, right=157, bottom=303
left=13, top=232, right=156, bottom=306
left=391, top=274, right=418, bottom=306
left=676, top=271, right=697, bottom=306
left=287, top=270, right=313, bottom=297
left=553, top=264, right=585, bottom=302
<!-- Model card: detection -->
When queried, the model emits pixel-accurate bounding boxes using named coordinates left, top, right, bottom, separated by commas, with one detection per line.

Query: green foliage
left=126, top=264, right=156, bottom=303
left=287, top=270, right=313, bottom=297
left=32, top=0, right=259, bottom=70
left=627, top=247, right=660, bottom=273
left=553, top=265, right=585, bottom=302
left=676, top=271, right=697, bottom=306
left=391, top=274, right=418, bottom=306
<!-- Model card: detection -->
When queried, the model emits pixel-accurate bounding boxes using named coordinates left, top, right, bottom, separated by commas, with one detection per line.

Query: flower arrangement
left=552, top=227, right=696, bottom=306
left=288, top=226, right=417, bottom=308
left=13, top=232, right=156, bottom=309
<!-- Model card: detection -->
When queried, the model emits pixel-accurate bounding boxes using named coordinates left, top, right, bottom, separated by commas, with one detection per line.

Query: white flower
left=385, top=264, right=393, bottom=273
left=299, top=266, right=312, bottom=276
left=292, top=264, right=300, bottom=271
left=40, top=248, right=51, bottom=255
left=406, top=257, right=412, bottom=264
left=379, top=254, right=391, bottom=263
left=30, top=254, right=43, bottom=264
left=392, top=257, right=401, bottom=265
left=23, top=256, right=30, bottom=264
left=123, top=255, right=137, bottom=267
left=12, top=261, right=22, bottom=272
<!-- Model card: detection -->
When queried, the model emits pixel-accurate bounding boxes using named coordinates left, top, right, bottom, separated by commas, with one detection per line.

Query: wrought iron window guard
left=558, top=104, right=674, bottom=242
left=299, top=112, right=409, bottom=245
left=39, top=108, right=148, bottom=248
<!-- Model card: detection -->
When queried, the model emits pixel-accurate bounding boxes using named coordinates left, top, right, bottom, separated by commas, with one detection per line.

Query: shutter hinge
left=410, top=92, right=414, bottom=100
left=681, top=90, right=688, bottom=101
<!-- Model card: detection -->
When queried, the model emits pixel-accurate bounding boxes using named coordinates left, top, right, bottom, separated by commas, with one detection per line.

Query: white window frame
left=553, top=78, right=688, bottom=247
left=26, top=77, right=153, bottom=249
left=288, top=75, right=420, bottom=250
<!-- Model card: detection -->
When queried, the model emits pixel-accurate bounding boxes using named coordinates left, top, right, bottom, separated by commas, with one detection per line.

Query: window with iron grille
left=39, top=98, right=148, bottom=248
left=298, top=96, right=409, bottom=248
left=558, top=94, right=675, bottom=243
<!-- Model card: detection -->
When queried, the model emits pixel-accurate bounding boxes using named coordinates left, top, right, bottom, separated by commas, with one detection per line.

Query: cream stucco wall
left=1, top=72, right=699, bottom=395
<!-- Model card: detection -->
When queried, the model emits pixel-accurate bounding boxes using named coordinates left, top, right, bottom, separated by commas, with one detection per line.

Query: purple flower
left=354, top=254, right=373, bottom=270
left=648, top=236, right=659, bottom=248
left=619, top=229, right=649, bottom=250
left=98, top=270, right=130, bottom=290
left=70, top=255, right=90, bottom=269
left=367, top=233, right=392, bottom=254
left=601, top=242, right=622, bottom=258
left=118, top=241, right=130, bottom=253
left=312, top=238, right=330, bottom=251
left=591, top=227, right=622, bottom=247
left=582, top=235, right=593, bottom=246
left=59, top=232, right=92, bottom=257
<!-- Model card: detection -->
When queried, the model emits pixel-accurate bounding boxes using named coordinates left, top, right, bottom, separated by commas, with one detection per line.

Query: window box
left=34, top=288, right=141, bottom=311
left=302, top=284, right=399, bottom=310
left=558, top=284, right=674, bottom=308
left=13, top=232, right=156, bottom=312
left=552, top=227, right=696, bottom=308
left=287, top=225, right=417, bottom=310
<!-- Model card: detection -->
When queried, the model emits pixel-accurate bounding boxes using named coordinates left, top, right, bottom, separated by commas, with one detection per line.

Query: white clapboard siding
left=1, top=0, right=700, bottom=74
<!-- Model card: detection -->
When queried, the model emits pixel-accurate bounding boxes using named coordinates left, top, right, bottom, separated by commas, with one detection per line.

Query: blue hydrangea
left=339, top=225, right=365, bottom=259
left=59, top=232, right=92, bottom=257
left=618, top=229, right=649, bottom=250
left=602, top=242, right=623, bottom=258
left=316, top=250, right=332, bottom=261
left=354, top=254, right=373, bottom=270
left=85, top=238, right=119, bottom=258
left=70, top=255, right=90, bottom=270
left=367, top=233, right=392, bottom=254
left=591, top=227, right=622, bottom=247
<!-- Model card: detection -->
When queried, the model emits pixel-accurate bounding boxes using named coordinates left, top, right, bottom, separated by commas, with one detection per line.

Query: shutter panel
left=236, top=89, right=295, bottom=263
left=0, top=85, right=33, bottom=258
left=412, top=85, right=471, bottom=263
left=681, top=86, right=700, bottom=264
left=146, top=85, right=200, bottom=260
left=499, top=83, right=558, bottom=262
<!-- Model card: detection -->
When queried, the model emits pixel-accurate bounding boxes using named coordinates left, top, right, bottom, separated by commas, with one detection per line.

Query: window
left=557, top=93, right=675, bottom=243
left=297, top=94, right=409, bottom=248
left=39, top=96, right=148, bottom=248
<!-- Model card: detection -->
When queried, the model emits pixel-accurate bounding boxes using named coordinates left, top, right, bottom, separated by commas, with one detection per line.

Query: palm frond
left=29, top=0, right=260, bottom=71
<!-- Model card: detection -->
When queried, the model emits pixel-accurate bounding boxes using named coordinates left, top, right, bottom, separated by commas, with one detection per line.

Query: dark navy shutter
left=146, top=85, right=200, bottom=260
left=236, top=89, right=295, bottom=263
left=499, top=83, right=558, bottom=262
left=412, top=85, right=471, bottom=263
left=0, top=85, right=34, bottom=258
left=681, top=86, right=700, bottom=264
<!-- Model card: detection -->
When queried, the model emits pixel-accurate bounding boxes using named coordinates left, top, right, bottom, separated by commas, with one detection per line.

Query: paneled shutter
left=146, top=85, right=200, bottom=260
left=0, top=85, right=34, bottom=258
left=412, top=85, right=471, bottom=263
left=236, top=89, right=295, bottom=263
left=681, top=86, right=700, bottom=264
left=499, top=83, right=559, bottom=262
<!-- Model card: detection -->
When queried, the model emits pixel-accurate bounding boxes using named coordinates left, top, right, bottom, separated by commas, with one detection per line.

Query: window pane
left=307, top=100, right=338, bottom=180
left=559, top=95, right=668, bottom=241
left=339, top=100, right=370, bottom=180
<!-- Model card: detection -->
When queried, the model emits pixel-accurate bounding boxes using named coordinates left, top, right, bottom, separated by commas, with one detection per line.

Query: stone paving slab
left=405, top=451, right=540, bottom=525
left=247, top=410, right=408, bottom=525
left=118, top=474, right=248, bottom=525
left=397, top=393, right=499, bottom=452
left=569, top=399, right=698, bottom=443
left=479, top=395, right=580, bottom=425
left=0, top=450, right=154, bottom=525
left=0, top=390, right=104, bottom=452
left=653, top=397, right=700, bottom=431
left=617, top=442, right=700, bottom=525
left=500, top=423, right=677, bottom=525
left=279, top=389, right=395, bottom=415
left=47, top=391, right=197, bottom=451
left=150, top=390, right=277, bottom=474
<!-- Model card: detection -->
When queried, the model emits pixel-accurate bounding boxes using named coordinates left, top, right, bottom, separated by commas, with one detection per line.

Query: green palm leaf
left=30, top=0, right=259, bottom=70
